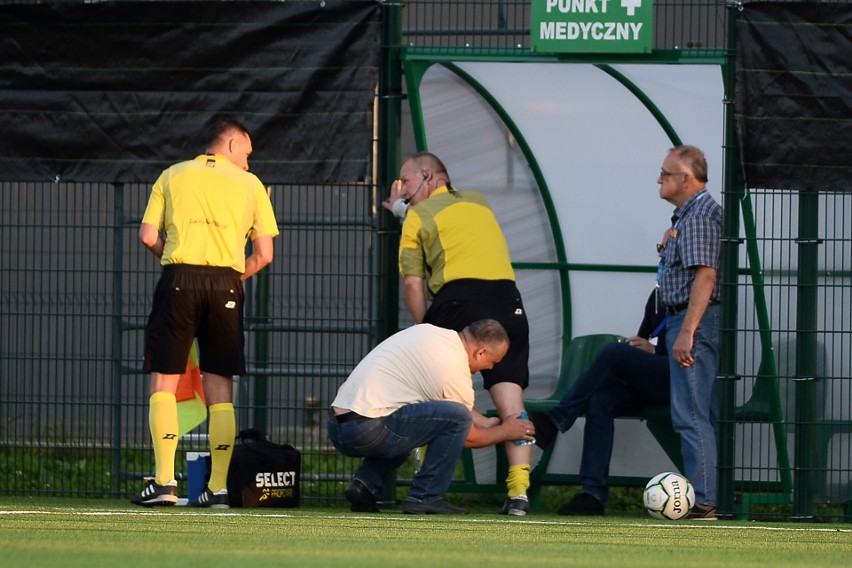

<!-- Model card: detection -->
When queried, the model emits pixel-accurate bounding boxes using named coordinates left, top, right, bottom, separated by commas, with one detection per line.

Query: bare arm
left=471, top=408, right=500, bottom=428
left=671, top=266, right=716, bottom=367
left=465, top=411, right=533, bottom=449
left=403, top=275, right=428, bottom=323
left=241, top=235, right=274, bottom=281
left=138, top=223, right=165, bottom=258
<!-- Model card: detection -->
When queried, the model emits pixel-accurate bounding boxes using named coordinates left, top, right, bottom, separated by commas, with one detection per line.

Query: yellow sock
left=207, top=402, right=236, bottom=492
left=506, top=464, right=531, bottom=498
left=149, top=392, right=178, bottom=486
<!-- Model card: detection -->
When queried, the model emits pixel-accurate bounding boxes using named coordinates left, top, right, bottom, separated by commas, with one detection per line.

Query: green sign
left=531, top=0, right=653, bottom=54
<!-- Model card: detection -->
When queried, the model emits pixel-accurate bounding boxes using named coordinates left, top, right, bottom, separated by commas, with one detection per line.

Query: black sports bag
left=226, top=428, right=301, bottom=508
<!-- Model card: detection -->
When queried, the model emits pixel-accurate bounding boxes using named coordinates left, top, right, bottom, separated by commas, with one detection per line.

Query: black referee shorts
left=143, top=264, right=245, bottom=376
left=423, top=279, right=530, bottom=390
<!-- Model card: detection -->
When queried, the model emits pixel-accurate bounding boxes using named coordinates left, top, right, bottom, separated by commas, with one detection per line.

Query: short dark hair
left=466, top=319, right=509, bottom=351
left=205, top=119, right=250, bottom=150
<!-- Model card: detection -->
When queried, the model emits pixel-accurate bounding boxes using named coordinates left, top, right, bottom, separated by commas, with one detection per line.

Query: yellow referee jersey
left=141, top=154, right=279, bottom=273
left=399, top=185, right=515, bottom=297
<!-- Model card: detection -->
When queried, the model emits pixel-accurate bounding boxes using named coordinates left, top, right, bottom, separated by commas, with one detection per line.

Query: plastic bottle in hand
left=515, top=411, right=535, bottom=446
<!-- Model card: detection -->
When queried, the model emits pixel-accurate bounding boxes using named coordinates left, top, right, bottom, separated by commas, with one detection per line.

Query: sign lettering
left=531, top=0, right=653, bottom=53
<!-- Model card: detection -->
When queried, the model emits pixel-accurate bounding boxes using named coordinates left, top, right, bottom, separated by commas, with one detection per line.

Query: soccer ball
left=643, top=472, right=695, bottom=520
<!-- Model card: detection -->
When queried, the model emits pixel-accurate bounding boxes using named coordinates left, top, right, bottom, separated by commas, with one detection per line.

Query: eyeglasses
left=659, top=170, right=688, bottom=178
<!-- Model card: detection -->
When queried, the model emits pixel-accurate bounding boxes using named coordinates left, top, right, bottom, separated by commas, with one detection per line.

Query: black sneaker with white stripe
left=499, top=494, right=530, bottom=516
left=189, top=487, right=230, bottom=509
left=131, top=479, right=178, bottom=507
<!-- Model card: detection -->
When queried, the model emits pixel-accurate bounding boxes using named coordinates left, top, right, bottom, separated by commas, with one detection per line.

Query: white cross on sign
left=621, top=0, right=642, bottom=16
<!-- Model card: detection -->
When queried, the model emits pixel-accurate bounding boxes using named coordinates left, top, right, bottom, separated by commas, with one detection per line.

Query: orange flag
left=176, top=340, right=207, bottom=437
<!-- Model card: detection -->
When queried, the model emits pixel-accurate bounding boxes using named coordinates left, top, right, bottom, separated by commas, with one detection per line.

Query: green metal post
left=716, top=1, right=743, bottom=520
left=251, top=262, right=271, bottom=431
left=377, top=0, right=403, bottom=342
left=377, top=0, right=404, bottom=502
left=793, top=377, right=817, bottom=520
left=793, top=190, right=820, bottom=520
left=111, top=183, right=125, bottom=496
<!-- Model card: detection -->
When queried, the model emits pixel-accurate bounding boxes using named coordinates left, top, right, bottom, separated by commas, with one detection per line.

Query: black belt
left=331, top=410, right=371, bottom=424
left=666, top=303, right=689, bottom=315
left=666, top=301, right=719, bottom=315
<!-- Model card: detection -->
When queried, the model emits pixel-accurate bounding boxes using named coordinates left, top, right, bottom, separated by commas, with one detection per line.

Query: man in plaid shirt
left=656, top=145, right=722, bottom=520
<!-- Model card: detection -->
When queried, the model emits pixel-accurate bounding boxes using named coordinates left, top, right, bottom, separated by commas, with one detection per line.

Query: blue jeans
left=666, top=304, right=720, bottom=506
left=327, top=401, right=472, bottom=502
left=545, top=342, right=670, bottom=504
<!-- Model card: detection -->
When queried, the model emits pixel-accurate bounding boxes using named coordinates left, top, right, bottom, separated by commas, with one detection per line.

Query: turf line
left=1, top=508, right=850, bottom=533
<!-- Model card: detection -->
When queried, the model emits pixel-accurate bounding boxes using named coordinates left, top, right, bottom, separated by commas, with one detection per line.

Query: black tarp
left=735, top=3, right=852, bottom=192
left=0, top=0, right=380, bottom=184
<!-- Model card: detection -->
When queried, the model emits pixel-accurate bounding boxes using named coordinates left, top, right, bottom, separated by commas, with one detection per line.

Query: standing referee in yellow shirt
left=133, top=119, right=279, bottom=507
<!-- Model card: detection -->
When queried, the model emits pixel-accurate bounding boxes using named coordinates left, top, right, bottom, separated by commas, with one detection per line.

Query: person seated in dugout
left=327, top=320, right=535, bottom=515
left=529, top=288, right=670, bottom=516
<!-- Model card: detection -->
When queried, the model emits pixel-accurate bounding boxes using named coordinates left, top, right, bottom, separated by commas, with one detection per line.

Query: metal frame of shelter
left=378, top=0, right=850, bottom=521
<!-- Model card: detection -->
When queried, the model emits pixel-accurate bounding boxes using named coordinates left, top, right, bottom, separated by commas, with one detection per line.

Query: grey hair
left=669, top=145, right=708, bottom=183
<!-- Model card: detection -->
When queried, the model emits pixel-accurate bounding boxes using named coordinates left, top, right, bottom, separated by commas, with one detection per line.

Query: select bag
left=226, top=429, right=301, bottom=508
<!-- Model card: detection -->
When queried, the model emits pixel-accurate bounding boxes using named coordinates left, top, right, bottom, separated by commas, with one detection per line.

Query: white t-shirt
left=332, top=324, right=475, bottom=417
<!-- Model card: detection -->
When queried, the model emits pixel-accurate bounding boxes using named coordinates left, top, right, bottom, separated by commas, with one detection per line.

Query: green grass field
left=2, top=499, right=851, bottom=568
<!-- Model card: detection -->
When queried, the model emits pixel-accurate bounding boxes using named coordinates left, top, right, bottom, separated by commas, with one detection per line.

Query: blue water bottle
left=515, top=411, right=535, bottom=446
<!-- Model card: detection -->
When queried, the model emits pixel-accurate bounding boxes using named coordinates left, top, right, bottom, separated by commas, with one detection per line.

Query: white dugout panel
left=414, top=61, right=724, bottom=481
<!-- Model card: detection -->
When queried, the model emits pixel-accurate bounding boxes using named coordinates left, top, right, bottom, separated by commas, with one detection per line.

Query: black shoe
left=528, top=411, right=558, bottom=450
left=344, top=479, right=380, bottom=513
left=189, top=487, right=230, bottom=509
left=556, top=492, right=605, bottom=516
left=403, top=499, right=469, bottom=515
left=131, top=479, right=178, bottom=507
left=498, top=495, right=530, bottom=516
left=686, top=503, right=718, bottom=520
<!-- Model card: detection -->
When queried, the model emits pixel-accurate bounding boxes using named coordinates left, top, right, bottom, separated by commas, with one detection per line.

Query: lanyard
left=650, top=313, right=668, bottom=338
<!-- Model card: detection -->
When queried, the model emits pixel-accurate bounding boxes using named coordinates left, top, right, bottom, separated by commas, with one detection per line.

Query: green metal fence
left=1, top=0, right=851, bottom=521
left=0, top=180, right=380, bottom=504
left=724, top=188, right=852, bottom=521
left=400, top=0, right=727, bottom=54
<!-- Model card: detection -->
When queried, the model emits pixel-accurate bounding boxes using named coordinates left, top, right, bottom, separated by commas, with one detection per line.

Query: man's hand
left=381, top=179, right=408, bottom=219
left=501, top=413, right=535, bottom=441
left=476, top=415, right=501, bottom=429
left=672, top=331, right=695, bottom=367
left=465, top=412, right=534, bottom=448
left=623, top=335, right=655, bottom=354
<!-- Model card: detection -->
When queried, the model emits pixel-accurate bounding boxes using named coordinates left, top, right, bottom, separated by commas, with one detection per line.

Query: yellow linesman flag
left=175, top=339, right=207, bottom=437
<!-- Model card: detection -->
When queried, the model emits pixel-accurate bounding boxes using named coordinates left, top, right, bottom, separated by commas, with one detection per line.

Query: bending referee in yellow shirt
left=395, top=152, right=534, bottom=516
